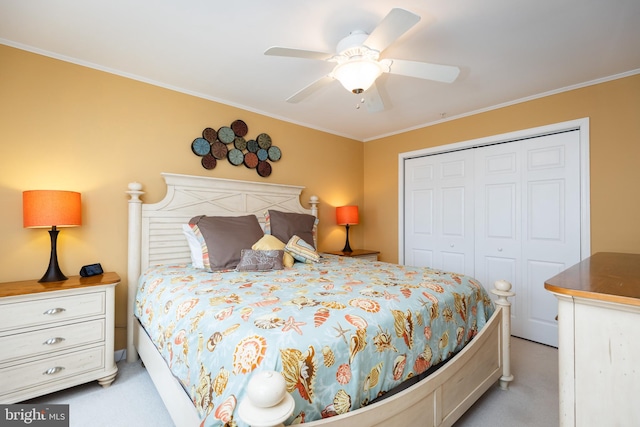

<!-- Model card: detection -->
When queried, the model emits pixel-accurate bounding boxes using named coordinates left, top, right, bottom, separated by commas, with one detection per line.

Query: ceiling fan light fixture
left=332, top=58, right=384, bottom=94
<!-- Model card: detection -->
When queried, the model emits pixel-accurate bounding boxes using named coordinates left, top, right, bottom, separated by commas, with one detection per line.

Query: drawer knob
left=43, top=337, right=66, bottom=345
left=43, top=366, right=65, bottom=375
left=43, top=308, right=66, bottom=315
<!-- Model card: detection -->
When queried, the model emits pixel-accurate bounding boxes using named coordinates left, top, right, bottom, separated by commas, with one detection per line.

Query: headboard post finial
left=127, top=182, right=144, bottom=202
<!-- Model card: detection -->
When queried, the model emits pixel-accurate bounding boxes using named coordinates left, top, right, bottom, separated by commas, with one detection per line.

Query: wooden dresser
left=544, top=252, right=640, bottom=426
left=0, top=272, right=120, bottom=403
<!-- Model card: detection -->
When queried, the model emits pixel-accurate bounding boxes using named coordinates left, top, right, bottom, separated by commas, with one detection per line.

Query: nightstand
left=0, top=272, right=120, bottom=403
left=324, top=249, right=380, bottom=261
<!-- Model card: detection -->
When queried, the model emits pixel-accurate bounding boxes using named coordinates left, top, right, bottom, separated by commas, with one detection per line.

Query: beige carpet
left=454, top=336, right=559, bottom=427
left=26, top=337, right=558, bottom=426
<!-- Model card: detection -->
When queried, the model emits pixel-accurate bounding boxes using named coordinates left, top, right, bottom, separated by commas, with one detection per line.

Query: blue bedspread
left=135, top=255, right=494, bottom=426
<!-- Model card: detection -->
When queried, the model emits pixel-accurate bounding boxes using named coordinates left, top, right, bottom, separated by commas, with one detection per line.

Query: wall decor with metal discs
left=190, top=119, right=281, bottom=177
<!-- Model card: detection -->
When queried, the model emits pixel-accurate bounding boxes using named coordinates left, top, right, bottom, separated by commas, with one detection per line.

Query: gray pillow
left=189, top=215, right=263, bottom=270
left=267, top=210, right=317, bottom=249
left=236, top=249, right=284, bottom=271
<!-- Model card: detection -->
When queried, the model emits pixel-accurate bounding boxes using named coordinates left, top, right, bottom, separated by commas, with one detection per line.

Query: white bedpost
left=126, top=182, right=144, bottom=363
left=309, top=195, right=319, bottom=217
left=492, top=279, right=515, bottom=390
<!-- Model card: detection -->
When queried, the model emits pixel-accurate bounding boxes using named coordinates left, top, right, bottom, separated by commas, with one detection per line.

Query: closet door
left=403, top=129, right=582, bottom=347
left=519, top=132, right=581, bottom=345
left=473, top=142, right=522, bottom=327
left=404, top=150, right=475, bottom=276
left=474, top=130, right=581, bottom=346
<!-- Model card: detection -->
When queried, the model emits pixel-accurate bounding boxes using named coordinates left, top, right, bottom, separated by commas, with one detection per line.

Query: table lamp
left=23, top=190, right=82, bottom=282
left=336, top=205, right=359, bottom=253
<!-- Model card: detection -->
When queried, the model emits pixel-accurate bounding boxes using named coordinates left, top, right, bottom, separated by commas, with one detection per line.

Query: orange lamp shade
left=23, top=190, right=82, bottom=228
left=336, top=205, right=359, bottom=226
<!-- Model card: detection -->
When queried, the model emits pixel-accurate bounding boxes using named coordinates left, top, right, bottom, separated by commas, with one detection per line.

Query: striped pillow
left=285, top=235, right=320, bottom=263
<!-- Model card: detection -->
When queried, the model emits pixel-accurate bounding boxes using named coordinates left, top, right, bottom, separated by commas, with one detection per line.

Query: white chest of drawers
left=545, top=253, right=640, bottom=426
left=0, top=272, right=120, bottom=403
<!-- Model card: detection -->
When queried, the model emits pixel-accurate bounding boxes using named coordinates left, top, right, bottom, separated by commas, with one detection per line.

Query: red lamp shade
left=23, top=190, right=82, bottom=282
left=23, top=190, right=82, bottom=228
left=336, top=205, right=359, bottom=226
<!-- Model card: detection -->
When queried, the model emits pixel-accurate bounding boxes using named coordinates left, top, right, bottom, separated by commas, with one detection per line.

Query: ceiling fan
left=264, top=8, right=461, bottom=112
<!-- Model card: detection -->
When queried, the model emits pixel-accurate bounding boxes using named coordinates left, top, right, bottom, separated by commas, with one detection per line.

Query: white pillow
left=182, top=224, right=204, bottom=268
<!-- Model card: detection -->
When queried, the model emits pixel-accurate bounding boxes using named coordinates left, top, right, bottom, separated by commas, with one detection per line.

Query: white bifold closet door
left=403, top=149, right=476, bottom=276
left=404, top=130, right=581, bottom=347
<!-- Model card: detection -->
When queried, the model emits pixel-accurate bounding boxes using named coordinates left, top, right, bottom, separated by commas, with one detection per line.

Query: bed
left=126, top=173, right=514, bottom=427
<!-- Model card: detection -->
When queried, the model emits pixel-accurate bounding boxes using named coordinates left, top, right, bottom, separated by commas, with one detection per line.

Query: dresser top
left=0, top=272, right=120, bottom=298
left=324, top=249, right=380, bottom=257
left=544, top=252, right=640, bottom=306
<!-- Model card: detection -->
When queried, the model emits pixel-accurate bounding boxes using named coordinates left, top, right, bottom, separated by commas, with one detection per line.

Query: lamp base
left=39, top=267, right=68, bottom=283
left=342, top=224, right=353, bottom=253
left=39, top=227, right=68, bottom=283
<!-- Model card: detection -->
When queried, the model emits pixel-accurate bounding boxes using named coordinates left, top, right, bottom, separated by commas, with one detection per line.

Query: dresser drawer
left=0, top=292, right=105, bottom=332
left=0, top=346, right=105, bottom=396
left=0, top=319, right=105, bottom=364
left=356, top=254, right=379, bottom=261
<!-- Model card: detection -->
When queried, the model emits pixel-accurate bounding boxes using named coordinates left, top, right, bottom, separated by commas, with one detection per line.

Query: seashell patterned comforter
left=134, top=254, right=495, bottom=426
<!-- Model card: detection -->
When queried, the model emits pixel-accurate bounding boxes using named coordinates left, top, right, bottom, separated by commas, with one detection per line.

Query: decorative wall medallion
left=228, top=148, right=244, bottom=166
left=189, top=119, right=281, bottom=177
left=211, top=141, right=228, bottom=159
left=202, top=127, right=217, bottom=143
left=257, top=148, right=268, bottom=161
left=246, top=139, right=259, bottom=153
left=257, top=133, right=272, bottom=149
left=234, top=136, right=247, bottom=151
left=231, top=120, right=248, bottom=137
left=268, top=146, right=282, bottom=161
left=201, top=154, right=217, bottom=170
left=244, top=152, right=259, bottom=168
left=218, top=126, right=235, bottom=143
left=257, top=160, right=272, bottom=177
left=191, top=137, right=210, bottom=156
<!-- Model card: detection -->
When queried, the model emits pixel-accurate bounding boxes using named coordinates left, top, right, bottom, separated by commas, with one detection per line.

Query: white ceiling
left=1, top=0, right=639, bottom=141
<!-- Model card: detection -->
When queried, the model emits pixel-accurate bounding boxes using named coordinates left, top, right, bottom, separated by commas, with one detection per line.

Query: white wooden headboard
left=126, top=173, right=319, bottom=350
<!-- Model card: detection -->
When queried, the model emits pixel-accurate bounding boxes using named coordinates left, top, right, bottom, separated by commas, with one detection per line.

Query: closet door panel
left=520, top=131, right=581, bottom=347
left=404, top=160, right=436, bottom=267
left=485, top=183, right=517, bottom=240
left=474, top=145, right=522, bottom=293
left=404, top=151, right=474, bottom=274
left=526, top=259, right=565, bottom=339
left=440, top=186, right=467, bottom=273
left=436, top=153, right=475, bottom=275
left=409, top=189, right=435, bottom=267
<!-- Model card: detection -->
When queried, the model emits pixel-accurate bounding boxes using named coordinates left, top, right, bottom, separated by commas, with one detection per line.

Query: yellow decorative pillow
left=252, top=234, right=294, bottom=267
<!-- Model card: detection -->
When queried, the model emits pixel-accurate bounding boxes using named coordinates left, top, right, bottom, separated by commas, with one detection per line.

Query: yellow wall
left=0, top=45, right=364, bottom=350
left=2, top=44, right=639, bottom=351
left=364, top=74, right=640, bottom=262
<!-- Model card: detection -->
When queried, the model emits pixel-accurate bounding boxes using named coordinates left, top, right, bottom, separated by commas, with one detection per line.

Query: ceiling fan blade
left=387, top=59, right=460, bottom=83
left=364, top=8, right=420, bottom=53
left=286, top=74, right=335, bottom=103
left=363, top=83, right=385, bottom=113
left=264, top=46, right=333, bottom=61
